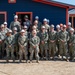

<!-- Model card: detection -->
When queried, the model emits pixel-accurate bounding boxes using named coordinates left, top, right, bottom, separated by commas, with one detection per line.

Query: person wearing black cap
left=23, top=15, right=32, bottom=31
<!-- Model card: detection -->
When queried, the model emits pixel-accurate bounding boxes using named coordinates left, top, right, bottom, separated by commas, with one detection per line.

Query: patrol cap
left=34, top=20, right=38, bottom=23
left=56, top=25, right=60, bottom=28
left=32, top=26, right=37, bottom=29
left=32, top=30, right=37, bottom=33
left=14, top=15, right=18, bottom=19
left=51, top=24, right=54, bottom=28
left=24, top=25, right=27, bottom=29
left=35, top=16, right=39, bottom=19
left=8, top=29, right=12, bottom=33
left=47, top=19, right=50, bottom=23
left=4, top=22, right=7, bottom=25
left=68, top=22, right=71, bottom=26
left=63, top=25, right=66, bottom=28
left=20, top=29, right=25, bottom=33
left=43, top=18, right=47, bottom=22
left=1, top=24, right=4, bottom=28
left=24, top=15, right=28, bottom=19
left=70, top=28, right=74, bottom=32
left=13, top=27, right=17, bottom=31
left=41, top=26, right=45, bottom=29
left=60, top=23, right=63, bottom=27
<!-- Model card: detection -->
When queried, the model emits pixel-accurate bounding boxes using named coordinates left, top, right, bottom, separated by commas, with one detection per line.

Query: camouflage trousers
left=59, top=42, right=68, bottom=58
left=0, top=42, right=5, bottom=58
left=19, top=46, right=28, bottom=61
left=6, top=46, right=15, bottom=60
left=30, top=46, right=39, bottom=61
left=14, top=44, right=19, bottom=59
left=49, top=43, right=56, bottom=57
left=69, top=44, right=75, bottom=59
left=40, top=43, right=48, bottom=58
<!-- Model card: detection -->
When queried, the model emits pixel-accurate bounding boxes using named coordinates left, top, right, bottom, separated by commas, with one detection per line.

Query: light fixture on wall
left=8, top=0, right=16, bottom=3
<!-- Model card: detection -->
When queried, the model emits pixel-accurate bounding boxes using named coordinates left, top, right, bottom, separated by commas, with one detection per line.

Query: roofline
left=33, top=0, right=75, bottom=9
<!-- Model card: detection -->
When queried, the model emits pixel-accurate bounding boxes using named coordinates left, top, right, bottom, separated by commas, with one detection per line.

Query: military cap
left=4, top=22, right=7, bottom=25
left=13, top=27, right=17, bottom=31
left=60, top=24, right=63, bottom=27
left=41, top=26, right=45, bottom=29
left=32, top=26, right=37, bottom=29
left=24, top=25, right=27, bottom=29
left=70, top=28, right=74, bottom=32
left=8, top=29, right=12, bottom=33
left=43, top=18, right=47, bottom=22
left=1, top=24, right=4, bottom=27
left=35, top=16, right=39, bottom=19
left=14, top=15, right=18, bottom=19
left=56, top=25, right=60, bottom=28
left=51, top=24, right=54, bottom=28
left=68, top=22, right=71, bottom=26
left=20, top=29, right=25, bottom=33
left=34, top=20, right=38, bottom=23
left=63, top=25, right=66, bottom=28
left=47, top=19, right=50, bottom=23
left=24, top=15, right=28, bottom=19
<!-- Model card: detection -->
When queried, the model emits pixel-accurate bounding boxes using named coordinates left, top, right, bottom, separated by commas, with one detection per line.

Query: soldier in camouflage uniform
left=0, top=32, right=3, bottom=58
left=10, top=15, right=21, bottom=32
left=59, top=25, right=69, bottom=61
left=23, top=25, right=28, bottom=37
left=0, top=24, right=6, bottom=58
left=12, top=27, right=19, bottom=59
left=39, top=26, right=48, bottom=60
left=29, top=30, right=40, bottom=63
left=5, top=30, right=15, bottom=62
left=67, top=22, right=72, bottom=34
left=42, top=18, right=50, bottom=32
left=69, top=28, right=75, bottom=61
left=56, top=25, right=61, bottom=57
left=18, top=30, right=28, bottom=63
left=4, top=22, right=9, bottom=34
left=35, top=16, right=42, bottom=30
left=48, top=25, right=56, bottom=60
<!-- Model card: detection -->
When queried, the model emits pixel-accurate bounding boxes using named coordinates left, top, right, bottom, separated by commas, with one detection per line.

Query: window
left=8, top=0, right=16, bottom=3
left=0, top=12, right=7, bottom=25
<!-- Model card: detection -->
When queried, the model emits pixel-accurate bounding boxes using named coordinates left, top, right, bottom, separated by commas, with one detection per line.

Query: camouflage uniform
left=59, top=30, right=69, bottom=60
left=56, top=30, right=61, bottom=56
left=39, top=31, right=48, bottom=59
left=10, top=21, right=21, bottom=32
left=49, top=30, right=56, bottom=59
left=18, top=34, right=28, bottom=62
left=69, top=33, right=75, bottom=60
left=5, top=34, right=15, bottom=62
left=13, top=32, right=19, bottom=59
left=29, top=35, right=40, bottom=62
left=0, top=30, right=6, bottom=58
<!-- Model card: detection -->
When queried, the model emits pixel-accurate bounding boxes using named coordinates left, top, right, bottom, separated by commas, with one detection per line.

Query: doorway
left=16, top=12, right=33, bottom=25
left=69, top=14, right=75, bottom=28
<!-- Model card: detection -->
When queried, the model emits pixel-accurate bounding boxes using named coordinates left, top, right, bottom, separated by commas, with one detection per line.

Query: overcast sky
left=53, top=0, right=75, bottom=5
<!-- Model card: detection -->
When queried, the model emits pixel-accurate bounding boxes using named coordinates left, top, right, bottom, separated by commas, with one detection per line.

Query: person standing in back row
left=10, top=15, right=21, bottom=32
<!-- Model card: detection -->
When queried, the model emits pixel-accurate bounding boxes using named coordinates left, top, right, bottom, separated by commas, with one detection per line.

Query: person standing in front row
left=48, top=25, right=56, bottom=60
left=69, top=28, right=75, bottom=61
left=5, top=30, right=15, bottom=62
left=39, top=26, right=48, bottom=60
left=29, top=30, right=40, bottom=63
left=18, top=30, right=28, bottom=63
left=59, top=25, right=69, bottom=61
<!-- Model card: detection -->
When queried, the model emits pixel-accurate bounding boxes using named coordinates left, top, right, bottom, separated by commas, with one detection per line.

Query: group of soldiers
left=0, top=15, right=75, bottom=63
